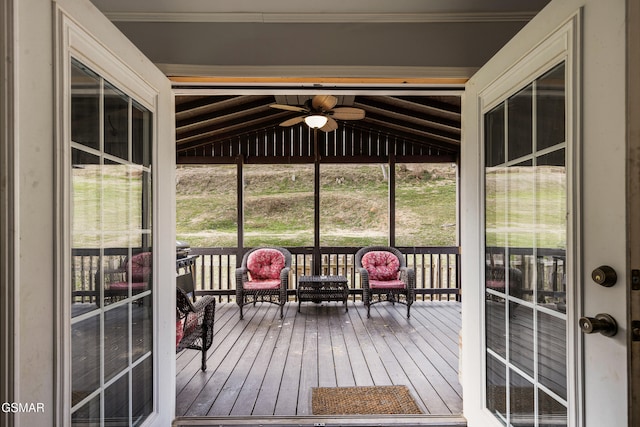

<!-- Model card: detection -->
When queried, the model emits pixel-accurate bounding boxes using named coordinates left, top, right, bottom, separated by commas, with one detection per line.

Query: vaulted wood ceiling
left=175, top=94, right=461, bottom=162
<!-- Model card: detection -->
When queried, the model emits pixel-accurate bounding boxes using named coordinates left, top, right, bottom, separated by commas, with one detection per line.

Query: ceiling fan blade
left=319, top=117, right=338, bottom=132
left=279, top=116, right=305, bottom=127
left=269, top=103, right=308, bottom=113
left=312, top=95, right=338, bottom=111
left=330, top=107, right=365, bottom=120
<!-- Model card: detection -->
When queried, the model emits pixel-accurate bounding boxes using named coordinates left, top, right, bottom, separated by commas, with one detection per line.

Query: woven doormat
left=311, top=385, right=423, bottom=415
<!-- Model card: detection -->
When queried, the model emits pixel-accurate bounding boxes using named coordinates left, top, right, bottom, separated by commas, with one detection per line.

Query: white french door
left=462, top=0, right=629, bottom=426
left=55, top=1, right=175, bottom=426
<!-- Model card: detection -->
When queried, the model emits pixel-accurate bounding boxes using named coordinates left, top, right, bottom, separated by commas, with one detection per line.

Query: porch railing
left=71, top=246, right=461, bottom=305
left=190, top=246, right=461, bottom=302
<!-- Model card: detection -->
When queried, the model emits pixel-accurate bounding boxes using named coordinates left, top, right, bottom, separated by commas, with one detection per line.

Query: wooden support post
left=389, top=141, right=396, bottom=247
left=313, top=128, right=321, bottom=275
left=236, top=155, right=244, bottom=267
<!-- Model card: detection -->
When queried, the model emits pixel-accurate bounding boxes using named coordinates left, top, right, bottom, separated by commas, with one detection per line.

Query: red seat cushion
left=247, top=249, right=285, bottom=280
left=370, top=279, right=406, bottom=289
left=108, top=281, right=148, bottom=290
left=244, top=279, right=281, bottom=290
left=176, top=319, right=184, bottom=346
left=361, top=251, right=400, bottom=281
left=128, top=252, right=152, bottom=282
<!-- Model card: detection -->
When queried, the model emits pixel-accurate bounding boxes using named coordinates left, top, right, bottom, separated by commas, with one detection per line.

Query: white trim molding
left=160, top=64, right=478, bottom=82
left=0, top=0, right=16, bottom=425
left=103, top=11, right=538, bottom=24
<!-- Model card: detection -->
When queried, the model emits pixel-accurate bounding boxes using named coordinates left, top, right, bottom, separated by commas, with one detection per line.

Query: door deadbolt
left=591, top=265, right=617, bottom=287
left=579, top=313, right=618, bottom=337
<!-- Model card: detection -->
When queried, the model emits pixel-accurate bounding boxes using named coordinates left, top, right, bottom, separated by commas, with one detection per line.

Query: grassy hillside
left=176, top=163, right=458, bottom=248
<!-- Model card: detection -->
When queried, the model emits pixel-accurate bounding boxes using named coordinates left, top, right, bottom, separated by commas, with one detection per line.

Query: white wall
left=15, top=0, right=55, bottom=424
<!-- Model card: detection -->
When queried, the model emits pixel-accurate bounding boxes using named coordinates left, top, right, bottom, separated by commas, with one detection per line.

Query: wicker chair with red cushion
left=355, top=246, right=415, bottom=318
left=176, top=273, right=216, bottom=371
left=97, top=251, right=152, bottom=306
left=235, top=247, right=291, bottom=319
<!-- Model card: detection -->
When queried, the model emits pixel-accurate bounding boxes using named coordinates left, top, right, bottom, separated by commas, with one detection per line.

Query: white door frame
left=627, top=0, right=640, bottom=425
left=53, top=1, right=175, bottom=425
left=0, top=0, right=16, bottom=426
left=462, top=0, right=629, bottom=426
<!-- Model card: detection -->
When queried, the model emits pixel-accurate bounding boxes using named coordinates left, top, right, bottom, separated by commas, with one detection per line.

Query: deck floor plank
left=250, top=304, right=298, bottom=416
left=182, top=300, right=269, bottom=415
left=176, top=301, right=463, bottom=418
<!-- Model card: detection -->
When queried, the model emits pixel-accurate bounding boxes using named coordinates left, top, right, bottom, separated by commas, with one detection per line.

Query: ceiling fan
left=269, top=95, right=365, bottom=132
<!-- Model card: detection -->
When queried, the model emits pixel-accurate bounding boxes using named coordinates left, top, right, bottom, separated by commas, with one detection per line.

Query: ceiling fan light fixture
left=304, top=115, right=328, bottom=129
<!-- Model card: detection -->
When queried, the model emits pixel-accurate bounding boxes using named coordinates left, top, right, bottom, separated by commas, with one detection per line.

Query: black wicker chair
left=176, top=273, right=216, bottom=371
left=355, top=246, right=415, bottom=318
left=235, top=247, right=291, bottom=319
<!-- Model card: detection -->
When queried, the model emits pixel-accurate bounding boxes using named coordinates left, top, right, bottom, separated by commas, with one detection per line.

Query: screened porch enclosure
left=170, top=94, right=465, bottom=421
left=175, top=94, right=462, bottom=286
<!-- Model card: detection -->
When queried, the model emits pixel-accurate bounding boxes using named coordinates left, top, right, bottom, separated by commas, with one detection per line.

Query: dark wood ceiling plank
left=354, top=99, right=461, bottom=135
left=176, top=98, right=276, bottom=131
left=175, top=95, right=273, bottom=120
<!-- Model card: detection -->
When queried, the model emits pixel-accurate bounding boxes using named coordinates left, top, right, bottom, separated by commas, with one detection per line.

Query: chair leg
left=280, top=303, right=284, bottom=319
left=367, top=303, right=371, bottom=318
left=239, top=304, right=244, bottom=320
left=201, top=349, right=207, bottom=372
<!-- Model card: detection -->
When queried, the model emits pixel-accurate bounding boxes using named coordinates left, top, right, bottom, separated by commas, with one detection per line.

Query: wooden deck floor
left=176, top=300, right=463, bottom=422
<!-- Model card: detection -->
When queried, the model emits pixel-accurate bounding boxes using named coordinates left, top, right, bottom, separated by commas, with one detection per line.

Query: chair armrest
left=235, top=267, right=249, bottom=293
left=192, top=294, right=216, bottom=314
left=280, top=267, right=291, bottom=286
left=176, top=287, right=195, bottom=317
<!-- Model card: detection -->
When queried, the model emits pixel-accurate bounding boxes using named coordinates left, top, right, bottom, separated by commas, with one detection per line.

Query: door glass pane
left=486, top=167, right=507, bottom=250
left=132, top=356, right=153, bottom=425
left=104, top=305, right=130, bottom=382
left=538, top=310, right=567, bottom=399
left=538, top=388, right=567, bottom=427
left=510, top=369, right=535, bottom=426
left=72, top=315, right=100, bottom=407
left=486, top=248, right=506, bottom=295
left=71, top=394, right=100, bottom=427
left=537, top=64, right=566, bottom=150
left=104, top=373, right=129, bottom=426
left=537, top=149, right=567, bottom=312
left=132, top=295, right=153, bottom=362
left=103, top=160, right=130, bottom=235
left=132, top=101, right=152, bottom=167
left=71, top=60, right=100, bottom=150
left=509, top=252, right=531, bottom=302
left=508, top=84, right=533, bottom=161
left=485, top=104, right=505, bottom=167
left=484, top=60, right=568, bottom=426
left=509, top=303, right=534, bottom=377
left=486, top=293, right=506, bottom=358
left=104, top=82, right=129, bottom=160
left=486, top=353, right=507, bottom=424
left=72, top=150, right=101, bottom=236
left=508, top=161, right=534, bottom=250
left=70, top=59, right=154, bottom=425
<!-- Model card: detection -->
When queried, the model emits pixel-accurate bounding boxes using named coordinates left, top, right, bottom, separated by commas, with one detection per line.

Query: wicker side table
left=297, top=275, right=349, bottom=313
